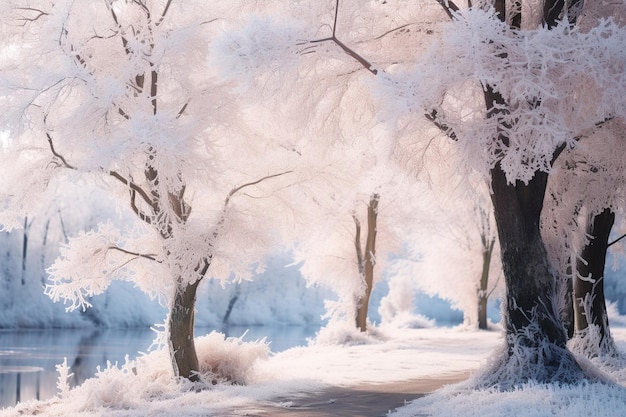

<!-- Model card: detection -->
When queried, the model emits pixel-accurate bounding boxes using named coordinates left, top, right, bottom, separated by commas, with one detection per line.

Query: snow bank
left=392, top=381, right=626, bottom=417
left=392, top=327, right=626, bottom=417
left=5, top=326, right=626, bottom=417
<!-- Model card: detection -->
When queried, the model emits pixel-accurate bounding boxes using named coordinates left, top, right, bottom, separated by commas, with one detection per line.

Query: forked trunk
left=574, top=208, right=615, bottom=343
left=169, top=280, right=201, bottom=381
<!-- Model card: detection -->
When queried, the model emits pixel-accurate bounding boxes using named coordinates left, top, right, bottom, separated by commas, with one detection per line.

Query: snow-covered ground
left=3, top=322, right=626, bottom=417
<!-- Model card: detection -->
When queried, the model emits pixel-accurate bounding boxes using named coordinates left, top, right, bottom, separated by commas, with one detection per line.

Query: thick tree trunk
left=169, top=280, right=201, bottom=381
left=574, top=208, right=615, bottom=344
left=355, top=194, right=379, bottom=332
left=486, top=164, right=583, bottom=385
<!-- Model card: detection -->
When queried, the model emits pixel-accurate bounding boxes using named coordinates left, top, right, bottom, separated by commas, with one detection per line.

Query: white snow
left=3, top=324, right=626, bottom=416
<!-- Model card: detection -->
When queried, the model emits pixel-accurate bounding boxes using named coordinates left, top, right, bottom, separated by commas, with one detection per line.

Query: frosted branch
left=307, top=0, right=378, bottom=75
left=107, top=245, right=158, bottom=262
left=109, top=171, right=154, bottom=210
left=15, top=7, right=49, bottom=25
left=224, top=171, right=293, bottom=208
left=435, top=0, right=460, bottom=21
left=46, top=132, right=76, bottom=170
left=157, top=0, right=173, bottom=26
left=425, top=109, right=458, bottom=141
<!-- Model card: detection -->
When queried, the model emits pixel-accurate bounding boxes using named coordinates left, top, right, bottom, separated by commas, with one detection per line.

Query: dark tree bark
left=169, top=280, right=201, bottom=381
left=477, top=237, right=495, bottom=330
left=490, top=167, right=564, bottom=344
left=486, top=164, right=584, bottom=385
left=573, top=208, right=615, bottom=344
left=222, top=285, right=241, bottom=328
left=561, top=262, right=575, bottom=339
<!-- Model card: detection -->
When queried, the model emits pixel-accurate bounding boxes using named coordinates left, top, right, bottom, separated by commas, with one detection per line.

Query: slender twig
left=307, top=1, right=378, bottom=75
left=435, top=0, right=460, bottom=21
left=332, top=37, right=378, bottom=75
left=15, top=7, right=49, bottom=24
left=130, top=189, right=154, bottom=225
left=374, top=23, right=413, bottom=40
left=176, top=102, right=189, bottom=119
left=157, top=0, right=173, bottom=26
left=109, top=170, right=154, bottom=208
left=224, top=171, right=294, bottom=208
left=424, top=109, right=457, bottom=141
left=46, top=132, right=76, bottom=170
left=108, top=245, right=158, bottom=261
left=608, top=232, right=626, bottom=248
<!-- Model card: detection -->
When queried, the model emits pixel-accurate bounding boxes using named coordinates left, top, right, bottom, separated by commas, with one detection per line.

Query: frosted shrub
left=195, top=331, right=270, bottom=385
left=47, top=331, right=269, bottom=413
left=311, top=320, right=384, bottom=346
left=55, top=358, right=74, bottom=398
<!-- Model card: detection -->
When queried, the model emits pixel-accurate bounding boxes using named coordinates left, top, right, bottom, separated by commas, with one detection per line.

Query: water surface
left=0, top=325, right=316, bottom=408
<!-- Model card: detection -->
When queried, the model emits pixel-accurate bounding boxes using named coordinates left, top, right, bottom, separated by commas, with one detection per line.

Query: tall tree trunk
left=486, top=164, right=583, bottom=385
left=21, top=217, right=29, bottom=286
left=573, top=208, right=615, bottom=345
left=355, top=194, right=379, bottom=332
left=478, top=238, right=495, bottom=330
left=222, top=284, right=241, bottom=328
left=169, top=280, right=201, bottom=381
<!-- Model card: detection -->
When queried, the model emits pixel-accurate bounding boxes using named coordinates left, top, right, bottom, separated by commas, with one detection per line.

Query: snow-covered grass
left=4, top=324, right=626, bottom=416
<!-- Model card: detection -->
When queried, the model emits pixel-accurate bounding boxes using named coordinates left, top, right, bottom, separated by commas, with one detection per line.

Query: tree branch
left=223, top=171, right=294, bottom=209
left=108, top=245, right=158, bottom=261
left=435, top=0, right=460, bottom=21
left=46, top=131, right=76, bottom=170
left=307, top=0, right=378, bottom=75
left=130, top=188, right=154, bottom=225
left=373, top=23, right=414, bottom=40
left=424, top=109, right=457, bottom=141
left=15, top=7, right=49, bottom=24
left=608, top=232, right=626, bottom=248
left=109, top=170, right=154, bottom=209
left=157, top=0, right=173, bottom=26
left=176, top=102, right=189, bottom=119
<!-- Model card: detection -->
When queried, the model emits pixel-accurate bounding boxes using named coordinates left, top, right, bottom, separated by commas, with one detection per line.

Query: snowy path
left=242, top=373, right=469, bottom=417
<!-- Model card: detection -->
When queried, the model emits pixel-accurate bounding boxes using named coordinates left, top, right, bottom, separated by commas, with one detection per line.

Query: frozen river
left=0, top=325, right=317, bottom=408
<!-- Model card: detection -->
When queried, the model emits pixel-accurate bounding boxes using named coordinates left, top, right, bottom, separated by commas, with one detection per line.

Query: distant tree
left=0, top=0, right=299, bottom=381
left=388, top=172, right=504, bottom=329
left=293, top=169, right=418, bottom=335
left=353, top=193, right=379, bottom=332
left=212, top=4, right=429, bottom=334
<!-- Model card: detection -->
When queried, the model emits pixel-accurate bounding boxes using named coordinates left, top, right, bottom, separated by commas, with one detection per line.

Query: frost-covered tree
left=212, top=2, right=431, bottom=336
left=376, top=0, right=626, bottom=386
left=387, top=169, right=504, bottom=329
left=238, top=0, right=625, bottom=384
left=0, top=1, right=300, bottom=380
